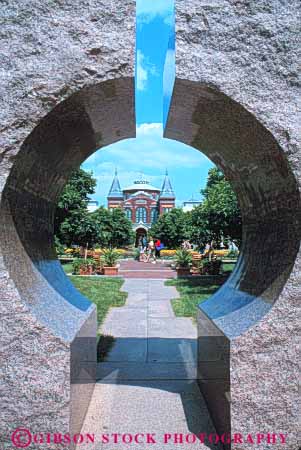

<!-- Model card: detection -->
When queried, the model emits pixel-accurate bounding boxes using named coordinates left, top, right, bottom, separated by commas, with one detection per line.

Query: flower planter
left=87, top=264, right=94, bottom=275
left=103, top=266, right=118, bottom=276
left=79, top=268, right=89, bottom=276
left=176, top=267, right=191, bottom=277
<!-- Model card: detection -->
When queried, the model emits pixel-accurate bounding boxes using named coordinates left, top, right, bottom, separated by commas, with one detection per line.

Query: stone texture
left=165, top=1, right=301, bottom=449
left=0, top=1, right=135, bottom=448
left=79, top=381, right=223, bottom=450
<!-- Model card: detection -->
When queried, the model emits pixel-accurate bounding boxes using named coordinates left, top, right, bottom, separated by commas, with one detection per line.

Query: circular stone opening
left=165, top=80, right=301, bottom=338
left=2, top=78, right=300, bottom=340
left=1, top=76, right=300, bottom=442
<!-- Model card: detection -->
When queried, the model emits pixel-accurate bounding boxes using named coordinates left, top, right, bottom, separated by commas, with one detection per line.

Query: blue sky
left=82, top=0, right=213, bottom=207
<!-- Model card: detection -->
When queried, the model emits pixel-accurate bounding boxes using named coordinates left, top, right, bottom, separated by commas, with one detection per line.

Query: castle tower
left=107, top=168, right=124, bottom=209
left=159, top=169, right=176, bottom=214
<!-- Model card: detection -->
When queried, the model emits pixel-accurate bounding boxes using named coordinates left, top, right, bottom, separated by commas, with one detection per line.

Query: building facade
left=182, top=197, right=202, bottom=212
left=107, top=170, right=175, bottom=242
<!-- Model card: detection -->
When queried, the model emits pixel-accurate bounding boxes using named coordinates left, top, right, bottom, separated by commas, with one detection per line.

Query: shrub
left=55, top=237, right=65, bottom=256
left=103, top=248, right=120, bottom=267
left=175, top=248, right=193, bottom=268
left=72, top=258, right=95, bottom=274
left=203, top=258, right=222, bottom=275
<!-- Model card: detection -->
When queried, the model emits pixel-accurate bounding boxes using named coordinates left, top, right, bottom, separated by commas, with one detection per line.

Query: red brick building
left=107, top=170, right=176, bottom=243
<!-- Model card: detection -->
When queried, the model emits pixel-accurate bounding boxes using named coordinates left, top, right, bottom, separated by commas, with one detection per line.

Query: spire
left=160, top=169, right=175, bottom=199
left=108, top=169, right=123, bottom=199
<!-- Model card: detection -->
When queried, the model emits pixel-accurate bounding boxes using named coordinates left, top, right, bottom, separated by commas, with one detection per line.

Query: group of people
left=182, top=239, right=239, bottom=257
left=138, top=236, right=164, bottom=264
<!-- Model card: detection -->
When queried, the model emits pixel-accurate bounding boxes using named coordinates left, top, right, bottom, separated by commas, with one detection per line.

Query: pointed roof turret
left=108, top=168, right=123, bottom=199
left=160, top=169, right=175, bottom=199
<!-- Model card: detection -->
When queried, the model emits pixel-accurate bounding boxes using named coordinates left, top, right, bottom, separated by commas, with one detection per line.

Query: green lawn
left=69, top=276, right=127, bottom=328
left=61, top=262, right=73, bottom=274
left=69, top=276, right=127, bottom=361
left=222, top=262, right=236, bottom=273
left=165, top=277, right=222, bottom=321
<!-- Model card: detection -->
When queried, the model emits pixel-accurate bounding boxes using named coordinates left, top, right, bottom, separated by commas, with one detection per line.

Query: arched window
left=151, top=208, right=158, bottom=223
left=136, top=207, right=147, bottom=223
left=124, top=208, right=132, bottom=221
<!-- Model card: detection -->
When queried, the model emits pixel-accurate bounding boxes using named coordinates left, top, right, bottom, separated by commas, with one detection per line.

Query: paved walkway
left=79, top=279, right=221, bottom=450
left=119, top=259, right=176, bottom=279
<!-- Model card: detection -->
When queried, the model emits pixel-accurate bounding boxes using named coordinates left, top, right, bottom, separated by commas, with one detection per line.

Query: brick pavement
left=119, top=259, right=176, bottom=279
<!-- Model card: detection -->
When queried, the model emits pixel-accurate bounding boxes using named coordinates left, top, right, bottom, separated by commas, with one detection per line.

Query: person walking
left=182, top=240, right=192, bottom=250
left=146, top=237, right=156, bottom=263
left=139, top=235, right=147, bottom=262
left=155, top=238, right=162, bottom=259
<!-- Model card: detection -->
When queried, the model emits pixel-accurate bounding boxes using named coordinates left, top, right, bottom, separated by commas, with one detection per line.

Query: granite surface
left=164, top=1, right=301, bottom=449
left=0, top=1, right=135, bottom=448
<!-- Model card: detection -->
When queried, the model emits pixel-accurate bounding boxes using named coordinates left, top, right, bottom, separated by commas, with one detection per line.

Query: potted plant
left=72, top=258, right=83, bottom=275
left=203, top=257, right=222, bottom=275
left=72, top=258, right=95, bottom=275
left=102, top=248, right=120, bottom=275
left=175, top=248, right=192, bottom=277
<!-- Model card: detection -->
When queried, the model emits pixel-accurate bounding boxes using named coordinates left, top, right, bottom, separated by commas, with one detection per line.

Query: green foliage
left=59, top=213, right=99, bottom=248
left=55, top=168, right=97, bottom=247
left=201, top=167, right=225, bottom=196
left=174, top=248, right=193, bottom=268
left=55, top=169, right=134, bottom=248
left=202, top=258, right=222, bottom=275
left=110, top=208, right=135, bottom=247
left=102, top=248, right=120, bottom=267
left=189, top=168, right=242, bottom=246
left=72, top=257, right=95, bottom=274
left=72, top=258, right=83, bottom=275
left=54, top=236, right=65, bottom=255
left=91, top=207, right=135, bottom=248
left=149, top=208, right=189, bottom=248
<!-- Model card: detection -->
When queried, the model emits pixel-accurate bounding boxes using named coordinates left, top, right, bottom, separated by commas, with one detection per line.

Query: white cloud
left=136, top=51, right=158, bottom=91
left=86, top=123, right=209, bottom=171
left=136, top=122, right=163, bottom=137
left=136, top=50, right=148, bottom=91
left=82, top=123, right=212, bottom=205
left=137, top=0, right=174, bottom=24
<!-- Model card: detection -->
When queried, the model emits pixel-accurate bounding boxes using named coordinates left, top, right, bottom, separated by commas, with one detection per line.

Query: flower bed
left=160, top=249, right=177, bottom=257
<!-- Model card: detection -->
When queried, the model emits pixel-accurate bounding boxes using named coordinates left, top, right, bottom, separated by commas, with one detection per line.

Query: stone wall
left=0, top=1, right=135, bottom=448
left=165, top=1, right=301, bottom=449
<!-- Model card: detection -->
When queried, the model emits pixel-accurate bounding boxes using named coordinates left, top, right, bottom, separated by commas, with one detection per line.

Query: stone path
left=79, top=279, right=221, bottom=450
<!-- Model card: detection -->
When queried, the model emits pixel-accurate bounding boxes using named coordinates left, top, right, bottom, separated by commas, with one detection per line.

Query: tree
left=91, top=207, right=134, bottom=248
left=186, top=207, right=211, bottom=248
left=110, top=208, right=135, bottom=247
left=149, top=208, right=189, bottom=248
left=202, top=167, right=225, bottom=195
left=188, top=167, right=242, bottom=246
left=54, top=168, right=97, bottom=247
left=201, top=177, right=242, bottom=242
left=90, top=207, right=113, bottom=248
